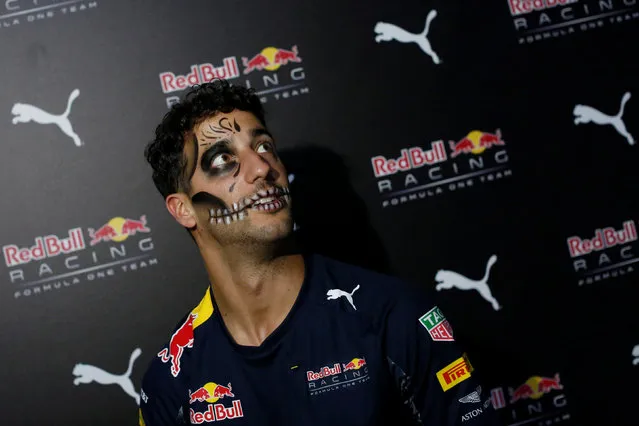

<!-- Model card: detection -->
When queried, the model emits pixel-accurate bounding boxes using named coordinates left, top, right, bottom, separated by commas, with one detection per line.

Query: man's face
left=182, top=109, right=293, bottom=246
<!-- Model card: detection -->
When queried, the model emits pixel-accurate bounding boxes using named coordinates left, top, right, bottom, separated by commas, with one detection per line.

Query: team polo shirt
left=139, top=253, right=502, bottom=426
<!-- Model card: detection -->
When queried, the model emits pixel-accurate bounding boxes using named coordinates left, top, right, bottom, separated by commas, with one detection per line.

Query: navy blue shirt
left=139, top=253, right=502, bottom=425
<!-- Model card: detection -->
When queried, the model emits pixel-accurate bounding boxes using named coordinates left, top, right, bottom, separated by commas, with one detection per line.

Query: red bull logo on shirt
left=190, top=382, right=235, bottom=404
left=306, top=356, right=370, bottom=396
left=371, top=128, right=511, bottom=208
left=158, top=313, right=197, bottom=378
left=189, top=381, right=243, bottom=423
left=342, top=357, right=367, bottom=371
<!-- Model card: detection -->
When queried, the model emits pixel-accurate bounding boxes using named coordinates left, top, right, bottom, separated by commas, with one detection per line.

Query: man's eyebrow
left=252, top=128, right=273, bottom=139
left=200, top=138, right=231, bottom=150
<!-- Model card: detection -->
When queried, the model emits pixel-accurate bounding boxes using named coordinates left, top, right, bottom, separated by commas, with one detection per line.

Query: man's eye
left=212, top=153, right=233, bottom=168
left=257, top=142, right=274, bottom=153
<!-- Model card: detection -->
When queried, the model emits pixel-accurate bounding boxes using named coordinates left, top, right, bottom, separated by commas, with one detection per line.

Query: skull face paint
left=185, top=111, right=292, bottom=232
left=192, top=186, right=292, bottom=226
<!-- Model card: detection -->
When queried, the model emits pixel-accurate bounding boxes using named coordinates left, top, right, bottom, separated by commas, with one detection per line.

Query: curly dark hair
left=144, top=79, right=267, bottom=199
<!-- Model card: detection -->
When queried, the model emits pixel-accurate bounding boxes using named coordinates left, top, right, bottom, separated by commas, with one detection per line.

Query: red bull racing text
left=508, top=0, right=639, bottom=46
left=371, top=129, right=512, bottom=207
left=306, top=356, right=370, bottom=396
left=159, top=58, right=240, bottom=94
left=566, top=219, right=638, bottom=286
left=190, top=400, right=244, bottom=424
left=4, top=215, right=158, bottom=299
left=160, top=45, right=310, bottom=109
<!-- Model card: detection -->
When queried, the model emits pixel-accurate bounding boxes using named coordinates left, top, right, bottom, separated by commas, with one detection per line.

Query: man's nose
left=241, top=150, right=272, bottom=183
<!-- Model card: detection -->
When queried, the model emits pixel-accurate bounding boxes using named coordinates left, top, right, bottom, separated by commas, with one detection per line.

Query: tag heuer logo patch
left=418, top=306, right=454, bottom=341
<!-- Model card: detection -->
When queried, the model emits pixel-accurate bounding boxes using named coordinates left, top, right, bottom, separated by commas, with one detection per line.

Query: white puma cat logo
left=72, top=347, right=142, bottom=405
left=374, top=9, right=441, bottom=65
left=633, top=344, right=639, bottom=366
left=326, top=284, right=360, bottom=310
left=11, top=88, right=83, bottom=146
left=573, top=92, right=634, bottom=146
left=435, top=255, right=501, bottom=311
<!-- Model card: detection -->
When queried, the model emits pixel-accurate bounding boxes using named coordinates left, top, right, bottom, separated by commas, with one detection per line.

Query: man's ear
left=166, top=193, right=197, bottom=229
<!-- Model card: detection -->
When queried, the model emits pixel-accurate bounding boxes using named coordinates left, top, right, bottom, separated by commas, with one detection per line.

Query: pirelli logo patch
left=436, top=354, right=473, bottom=391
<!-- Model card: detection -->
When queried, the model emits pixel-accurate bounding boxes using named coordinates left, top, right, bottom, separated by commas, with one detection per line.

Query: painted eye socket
left=211, top=153, right=234, bottom=168
left=257, top=142, right=274, bottom=154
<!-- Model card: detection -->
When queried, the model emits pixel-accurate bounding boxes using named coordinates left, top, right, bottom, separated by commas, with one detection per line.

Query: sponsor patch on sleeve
left=418, top=306, right=454, bottom=341
left=436, top=354, right=472, bottom=391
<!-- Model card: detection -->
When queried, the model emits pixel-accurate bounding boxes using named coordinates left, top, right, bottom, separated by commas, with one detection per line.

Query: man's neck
left=198, top=239, right=305, bottom=347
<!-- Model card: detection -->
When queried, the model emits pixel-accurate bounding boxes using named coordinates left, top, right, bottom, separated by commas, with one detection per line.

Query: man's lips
left=209, top=186, right=291, bottom=222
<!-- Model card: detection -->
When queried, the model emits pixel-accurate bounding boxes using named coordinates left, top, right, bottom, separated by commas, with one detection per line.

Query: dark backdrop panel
left=0, top=0, right=637, bottom=425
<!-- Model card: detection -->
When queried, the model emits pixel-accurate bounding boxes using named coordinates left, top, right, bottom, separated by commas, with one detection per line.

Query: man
left=139, top=79, right=502, bottom=426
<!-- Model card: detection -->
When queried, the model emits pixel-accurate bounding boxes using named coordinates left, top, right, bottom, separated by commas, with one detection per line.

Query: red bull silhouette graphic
left=509, top=373, right=563, bottom=403
left=121, top=215, right=151, bottom=235
left=343, top=358, right=367, bottom=371
left=189, top=387, right=211, bottom=404
left=273, top=46, right=301, bottom=66
left=88, top=215, right=151, bottom=246
left=449, top=129, right=505, bottom=158
left=88, top=224, right=118, bottom=246
left=509, top=382, right=534, bottom=403
left=213, top=383, right=234, bottom=399
left=242, top=53, right=270, bottom=74
left=158, top=313, right=197, bottom=377
left=537, top=374, right=563, bottom=394
left=189, top=382, right=235, bottom=404
left=242, top=46, right=302, bottom=74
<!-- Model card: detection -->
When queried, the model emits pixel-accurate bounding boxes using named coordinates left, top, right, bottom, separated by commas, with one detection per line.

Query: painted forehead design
left=198, top=117, right=242, bottom=146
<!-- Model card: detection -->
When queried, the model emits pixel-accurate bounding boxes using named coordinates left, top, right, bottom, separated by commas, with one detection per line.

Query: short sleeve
left=138, top=355, right=189, bottom=426
left=383, top=286, right=503, bottom=425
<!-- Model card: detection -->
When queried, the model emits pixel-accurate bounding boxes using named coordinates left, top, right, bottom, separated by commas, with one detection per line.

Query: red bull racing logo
left=189, top=381, right=243, bottom=424
left=4, top=213, right=157, bottom=300
left=160, top=44, right=310, bottom=108
left=306, top=356, right=370, bottom=396
left=566, top=219, right=638, bottom=286
left=508, top=0, right=638, bottom=46
left=372, top=128, right=511, bottom=207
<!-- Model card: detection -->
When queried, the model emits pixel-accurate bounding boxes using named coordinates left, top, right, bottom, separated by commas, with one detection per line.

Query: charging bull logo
left=189, top=382, right=235, bottom=404
left=88, top=215, right=151, bottom=246
left=509, top=373, right=563, bottom=404
left=343, top=358, right=367, bottom=371
left=158, top=313, right=197, bottom=377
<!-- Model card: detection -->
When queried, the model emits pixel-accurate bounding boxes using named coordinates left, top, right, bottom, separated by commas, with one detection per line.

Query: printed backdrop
left=0, top=0, right=638, bottom=425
